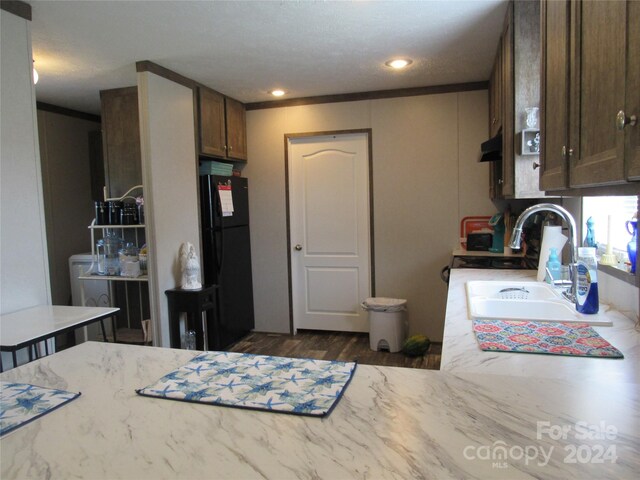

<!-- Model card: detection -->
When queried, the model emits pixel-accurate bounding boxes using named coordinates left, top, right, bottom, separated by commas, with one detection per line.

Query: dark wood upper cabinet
left=225, top=97, right=247, bottom=161
left=569, top=0, right=626, bottom=187
left=197, top=87, right=248, bottom=162
left=540, top=0, right=570, bottom=191
left=626, top=0, right=640, bottom=181
left=489, top=37, right=503, bottom=138
left=198, top=87, right=227, bottom=158
left=100, top=87, right=142, bottom=198
left=540, top=0, right=639, bottom=193
left=501, top=9, right=515, bottom=198
left=488, top=0, right=542, bottom=199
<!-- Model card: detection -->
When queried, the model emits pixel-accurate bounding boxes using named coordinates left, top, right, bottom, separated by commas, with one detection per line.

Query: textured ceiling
left=29, top=0, right=508, bottom=115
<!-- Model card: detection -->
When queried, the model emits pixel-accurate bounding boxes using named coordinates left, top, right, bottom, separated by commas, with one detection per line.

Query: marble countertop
left=1, top=341, right=639, bottom=479
left=441, top=269, right=640, bottom=384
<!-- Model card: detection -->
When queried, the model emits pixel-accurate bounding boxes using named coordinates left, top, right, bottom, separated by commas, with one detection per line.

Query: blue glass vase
left=627, top=220, right=637, bottom=274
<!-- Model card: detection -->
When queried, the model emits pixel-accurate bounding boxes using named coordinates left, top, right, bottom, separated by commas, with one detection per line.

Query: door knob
left=533, top=162, right=540, bottom=170
left=295, top=244, right=302, bottom=251
left=616, top=110, right=637, bottom=130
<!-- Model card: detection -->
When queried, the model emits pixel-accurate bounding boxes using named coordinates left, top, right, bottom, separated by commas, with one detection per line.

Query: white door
left=289, top=133, right=371, bottom=332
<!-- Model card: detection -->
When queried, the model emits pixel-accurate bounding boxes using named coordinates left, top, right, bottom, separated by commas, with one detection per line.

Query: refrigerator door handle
left=213, top=180, right=225, bottom=276
left=205, top=176, right=215, bottom=230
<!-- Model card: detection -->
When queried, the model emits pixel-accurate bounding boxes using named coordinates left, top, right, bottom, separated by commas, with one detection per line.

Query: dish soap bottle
left=576, top=247, right=599, bottom=314
left=546, top=247, right=561, bottom=283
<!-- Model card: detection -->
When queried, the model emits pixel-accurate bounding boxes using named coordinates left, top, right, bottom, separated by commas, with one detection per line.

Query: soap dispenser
left=546, top=247, right=561, bottom=283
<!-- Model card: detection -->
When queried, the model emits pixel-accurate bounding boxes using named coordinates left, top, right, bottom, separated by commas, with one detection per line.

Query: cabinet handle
left=498, top=179, right=504, bottom=185
left=492, top=118, right=497, bottom=125
left=224, top=145, right=228, bottom=150
left=562, top=146, right=573, bottom=159
left=616, top=110, right=638, bottom=130
left=533, top=162, right=540, bottom=170
left=229, top=145, right=233, bottom=152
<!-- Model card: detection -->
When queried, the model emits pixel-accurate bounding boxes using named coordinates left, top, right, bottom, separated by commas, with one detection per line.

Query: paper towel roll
left=537, top=225, right=568, bottom=282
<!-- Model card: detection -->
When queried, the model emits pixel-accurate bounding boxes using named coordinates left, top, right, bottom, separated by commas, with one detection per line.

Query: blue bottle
left=626, top=219, right=637, bottom=274
left=546, top=247, right=561, bottom=282
left=576, top=247, right=599, bottom=314
left=583, top=216, right=597, bottom=248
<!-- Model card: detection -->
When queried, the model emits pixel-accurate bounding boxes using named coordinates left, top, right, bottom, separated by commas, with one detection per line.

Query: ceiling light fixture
left=385, top=58, right=413, bottom=69
left=270, top=89, right=286, bottom=97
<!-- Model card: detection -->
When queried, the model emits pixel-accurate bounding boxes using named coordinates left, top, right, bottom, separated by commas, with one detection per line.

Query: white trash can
left=361, top=297, right=407, bottom=353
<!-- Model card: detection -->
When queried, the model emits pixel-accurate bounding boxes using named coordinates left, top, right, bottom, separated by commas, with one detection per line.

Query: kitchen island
left=1, top=337, right=638, bottom=478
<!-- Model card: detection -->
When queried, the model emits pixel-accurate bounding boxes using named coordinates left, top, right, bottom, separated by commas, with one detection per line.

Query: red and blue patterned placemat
left=472, top=320, right=623, bottom=358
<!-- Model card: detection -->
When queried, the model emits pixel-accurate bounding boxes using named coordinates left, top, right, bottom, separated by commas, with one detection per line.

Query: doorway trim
left=284, top=129, right=375, bottom=334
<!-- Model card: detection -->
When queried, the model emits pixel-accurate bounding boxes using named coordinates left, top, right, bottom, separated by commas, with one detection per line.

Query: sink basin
left=466, top=281, right=612, bottom=326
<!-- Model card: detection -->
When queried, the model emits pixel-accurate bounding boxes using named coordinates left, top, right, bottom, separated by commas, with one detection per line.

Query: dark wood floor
left=228, top=330, right=441, bottom=370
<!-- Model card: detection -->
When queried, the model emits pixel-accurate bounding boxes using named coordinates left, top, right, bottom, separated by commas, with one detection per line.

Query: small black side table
left=165, top=285, right=218, bottom=350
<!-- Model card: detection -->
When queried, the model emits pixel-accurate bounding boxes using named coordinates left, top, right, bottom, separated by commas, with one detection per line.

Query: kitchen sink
left=466, top=281, right=612, bottom=326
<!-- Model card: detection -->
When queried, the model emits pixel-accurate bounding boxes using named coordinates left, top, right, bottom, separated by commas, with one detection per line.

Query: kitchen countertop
left=452, top=248, right=525, bottom=258
left=441, top=269, right=640, bottom=384
left=1, top=340, right=639, bottom=479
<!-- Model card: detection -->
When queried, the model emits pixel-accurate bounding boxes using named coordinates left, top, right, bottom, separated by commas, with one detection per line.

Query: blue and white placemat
left=136, top=351, right=357, bottom=417
left=0, top=382, right=81, bottom=437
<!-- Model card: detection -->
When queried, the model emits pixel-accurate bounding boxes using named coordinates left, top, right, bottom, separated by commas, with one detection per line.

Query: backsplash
left=599, top=270, right=639, bottom=321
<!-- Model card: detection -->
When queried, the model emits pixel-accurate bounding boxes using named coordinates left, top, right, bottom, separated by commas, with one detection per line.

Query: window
left=582, top=196, right=638, bottom=258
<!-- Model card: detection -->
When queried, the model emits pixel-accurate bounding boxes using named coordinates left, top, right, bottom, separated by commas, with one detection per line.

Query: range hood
left=480, top=133, right=502, bottom=162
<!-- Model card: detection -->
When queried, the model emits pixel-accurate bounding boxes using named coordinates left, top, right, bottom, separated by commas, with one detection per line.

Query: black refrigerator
left=200, top=175, right=255, bottom=350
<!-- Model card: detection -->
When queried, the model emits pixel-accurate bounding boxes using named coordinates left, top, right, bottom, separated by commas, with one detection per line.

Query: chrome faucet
left=508, top=203, right=578, bottom=302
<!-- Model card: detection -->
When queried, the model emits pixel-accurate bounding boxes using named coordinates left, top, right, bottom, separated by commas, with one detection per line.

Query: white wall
left=245, top=90, right=492, bottom=341
left=38, top=110, right=99, bottom=305
left=0, top=10, right=51, bottom=314
left=137, top=71, right=200, bottom=347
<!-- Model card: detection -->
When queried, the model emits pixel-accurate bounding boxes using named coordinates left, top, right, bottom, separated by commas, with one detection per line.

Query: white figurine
left=180, top=242, right=202, bottom=290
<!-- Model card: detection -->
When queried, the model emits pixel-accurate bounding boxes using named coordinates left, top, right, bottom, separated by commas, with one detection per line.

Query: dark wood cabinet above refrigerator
left=197, top=86, right=248, bottom=162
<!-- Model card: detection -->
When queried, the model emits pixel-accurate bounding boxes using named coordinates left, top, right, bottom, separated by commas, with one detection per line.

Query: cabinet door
left=540, top=0, right=570, bottom=190
left=489, top=160, right=502, bottom=200
left=489, top=37, right=502, bottom=138
left=569, top=0, right=626, bottom=187
left=626, top=0, right=640, bottom=181
left=100, top=87, right=142, bottom=198
left=198, top=87, right=227, bottom=158
left=501, top=9, right=515, bottom=197
left=225, top=97, right=247, bottom=161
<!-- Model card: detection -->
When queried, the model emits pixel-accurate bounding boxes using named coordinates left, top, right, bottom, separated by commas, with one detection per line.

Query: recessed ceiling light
left=270, top=89, right=286, bottom=97
left=385, top=58, right=413, bottom=69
